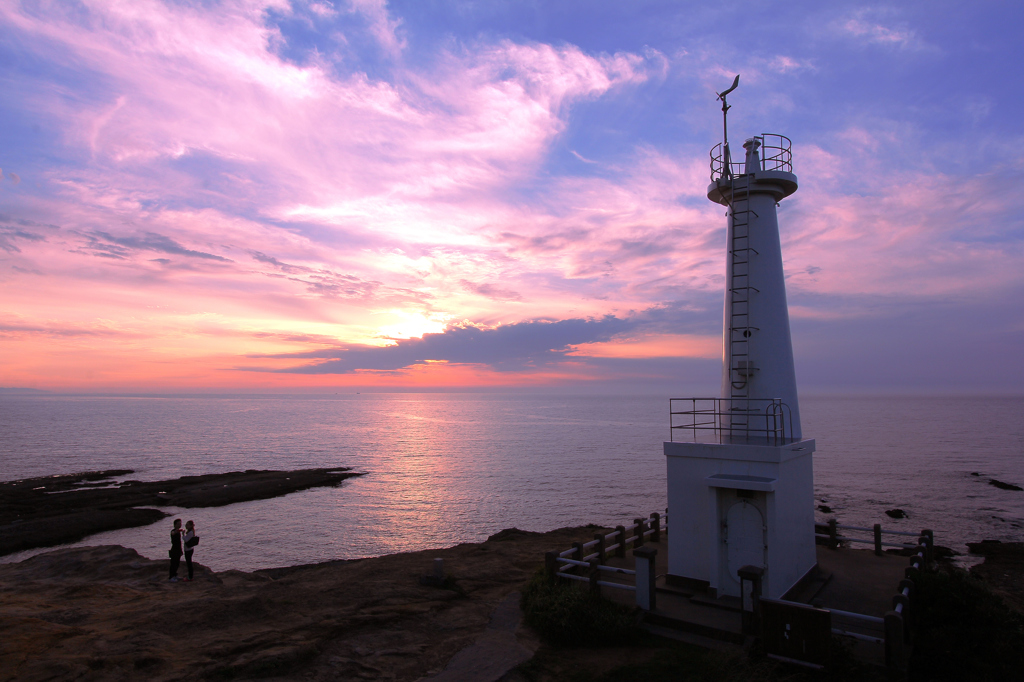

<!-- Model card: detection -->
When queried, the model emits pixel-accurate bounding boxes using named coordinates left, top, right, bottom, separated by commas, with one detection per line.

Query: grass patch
left=909, top=567, right=1024, bottom=681
left=520, top=570, right=642, bottom=647
left=515, top=637, right=881, bottom=682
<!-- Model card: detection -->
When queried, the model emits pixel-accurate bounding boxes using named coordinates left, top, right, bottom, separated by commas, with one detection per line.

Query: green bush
left=520, top=570, right=642, bottom=647
left=909, top=568, right=1024, bottom=681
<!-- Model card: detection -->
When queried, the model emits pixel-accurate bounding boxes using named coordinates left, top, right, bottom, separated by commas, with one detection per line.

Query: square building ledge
left=664, top=438, right=816, bottom=464
left=704, top=473, right=777, bottom=492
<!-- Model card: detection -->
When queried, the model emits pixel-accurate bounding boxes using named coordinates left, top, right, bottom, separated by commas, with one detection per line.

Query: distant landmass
left=0, top=387, right=50, bottom=394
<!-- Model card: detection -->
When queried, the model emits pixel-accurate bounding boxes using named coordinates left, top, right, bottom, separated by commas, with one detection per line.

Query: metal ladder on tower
left=727, top=174, right=759, bottom=439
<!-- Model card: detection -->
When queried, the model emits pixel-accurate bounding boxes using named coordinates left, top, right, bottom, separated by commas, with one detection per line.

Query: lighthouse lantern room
left=664, top=77, right=817, bottom=600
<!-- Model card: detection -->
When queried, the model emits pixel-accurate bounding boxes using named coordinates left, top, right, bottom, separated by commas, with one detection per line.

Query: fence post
left=922, top=529, right=934, bottom=566
left=650, top=512, right=661, bottom=543
left=593, top=533, right=606, bottom=563
left=898, top=578, right=914, bottom=637
left=589, top=559, right=600, bottom=596
left=572, top=542, right=584, bottom=574
left=614, top=525, right=626, bottom=558
left=893, top=593, right=911, bottom=641
left=827, top=519, right=838, bottom=549
left=634, top=518, right=645, bottom=548
left=544, top=551, right=558, bottom=579
left=633, top=546, right=657, bottom=611
left=884, top=611, right=905, bottom=670
left=873, top=523, right=883, bottom=556
left=737, top=565, right=764, bottom=635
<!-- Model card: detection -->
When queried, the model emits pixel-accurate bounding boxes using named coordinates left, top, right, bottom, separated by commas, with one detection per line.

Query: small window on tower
left=736, top=488, right=756, bottom=499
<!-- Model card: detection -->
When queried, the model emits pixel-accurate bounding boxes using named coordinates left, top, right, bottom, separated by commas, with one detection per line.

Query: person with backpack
left=182, top=520, right=200, bottom=582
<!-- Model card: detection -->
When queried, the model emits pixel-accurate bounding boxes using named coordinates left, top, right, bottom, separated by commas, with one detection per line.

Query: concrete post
left=614, top=525, right=626, bottom=557
left=737, top=565, right=764, bottom=635
left=589, top=559, right=600, bottom=596
left=922, top=529, right=934, bottom=566
left=633, top=546, right=657, bottom=611
left=650, top=512, right=661, bottom=543
left=873, top=524, right=882, bottom=556
left=827, top=519, right=838, bottom=550
left=893, top=594, right=911, bottom=641
left=898, top=579, right=914, bottom=635
left=884, top=611, right=905, bottom=670
left=544, top=551, right=558, bottom=579
left=634, top=518, right=645, bottom=548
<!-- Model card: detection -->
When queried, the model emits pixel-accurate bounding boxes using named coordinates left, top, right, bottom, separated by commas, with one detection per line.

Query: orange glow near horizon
left=0, top=330, right=697, bottom=392
left=569, top=334, right=719, bottom=360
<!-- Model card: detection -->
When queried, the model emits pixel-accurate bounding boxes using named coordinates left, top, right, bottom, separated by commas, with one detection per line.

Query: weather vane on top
left=716, top=75, right=740, bottom=178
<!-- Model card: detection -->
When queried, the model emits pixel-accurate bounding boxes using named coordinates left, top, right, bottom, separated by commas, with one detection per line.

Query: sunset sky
left=1, top=1, right=1022, bottom=393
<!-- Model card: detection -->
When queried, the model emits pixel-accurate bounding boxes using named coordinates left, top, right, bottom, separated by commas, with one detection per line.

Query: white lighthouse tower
left=664, top=77, right=817, bottom=600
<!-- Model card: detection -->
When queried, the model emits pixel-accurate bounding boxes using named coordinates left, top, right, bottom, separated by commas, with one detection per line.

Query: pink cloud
left=2, top=3, right=1021, bottom=391
left=783, top=133, right=1024, bottom=302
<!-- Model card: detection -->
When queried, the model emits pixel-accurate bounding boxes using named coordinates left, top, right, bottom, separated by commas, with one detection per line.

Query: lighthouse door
left=724, top=498, right=766, bottom=587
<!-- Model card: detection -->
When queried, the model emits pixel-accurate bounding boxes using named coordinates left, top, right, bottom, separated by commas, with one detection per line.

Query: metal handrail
left=710, top=133, right=792, bottom=181
left=669, top=397, right=793, bottom=445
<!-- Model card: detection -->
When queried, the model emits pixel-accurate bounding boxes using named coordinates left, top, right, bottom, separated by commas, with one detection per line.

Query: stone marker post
left=633, top=546, right=657, bottom=611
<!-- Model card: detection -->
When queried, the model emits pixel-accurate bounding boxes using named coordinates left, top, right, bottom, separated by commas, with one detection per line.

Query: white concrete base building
left=665, top=439, right=816, bottom=599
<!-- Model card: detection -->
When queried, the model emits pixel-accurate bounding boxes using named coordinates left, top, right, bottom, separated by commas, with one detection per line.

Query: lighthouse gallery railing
left=710, top=133, right=792, bottom=181
left=669, top=397, right=793, bottom=445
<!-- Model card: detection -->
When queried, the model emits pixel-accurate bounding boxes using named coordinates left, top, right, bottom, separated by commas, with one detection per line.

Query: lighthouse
left=664, top=77, right=817, bottom=600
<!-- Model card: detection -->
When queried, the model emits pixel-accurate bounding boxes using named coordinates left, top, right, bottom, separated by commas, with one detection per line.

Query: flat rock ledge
left=0, top=527, right=584, bottom=682
left=0, top=468, right=363, bottom=555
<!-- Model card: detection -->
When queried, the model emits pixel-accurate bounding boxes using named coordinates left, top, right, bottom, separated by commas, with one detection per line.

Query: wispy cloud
left=0, top=1, right=1021, bottom=392
left=836, top=9, right=932, bottom=51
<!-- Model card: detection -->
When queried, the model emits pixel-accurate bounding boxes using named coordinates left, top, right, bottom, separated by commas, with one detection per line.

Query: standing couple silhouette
left=169, top=518, right=199, bottom=582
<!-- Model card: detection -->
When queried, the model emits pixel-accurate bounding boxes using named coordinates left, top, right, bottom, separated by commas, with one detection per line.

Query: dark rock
left=885, top=508, right=908, bottom=519
left=971, top=472, right=981, bottom=476
left=967, top=540, right=1024, bottom=558
left=817, top=504, right=833, bottom=513
left=967, top=541, right=1024, bottom=615
left=487, top=528, right=542, bottom=542
left=0, top=508, right=167, bottom=555
left=0, top=468, right=364, bottom=555
left=989, top=479, right=1023, bottom=491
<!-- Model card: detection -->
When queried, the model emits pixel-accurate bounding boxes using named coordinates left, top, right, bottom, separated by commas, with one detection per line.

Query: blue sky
left=0, top=0, right=1022, bottom=393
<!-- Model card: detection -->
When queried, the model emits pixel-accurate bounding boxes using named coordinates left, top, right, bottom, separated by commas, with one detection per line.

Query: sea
left=1, top=394, right=1022, bottom=571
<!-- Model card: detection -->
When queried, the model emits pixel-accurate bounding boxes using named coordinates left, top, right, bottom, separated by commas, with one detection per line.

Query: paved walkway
left=418, top=591, right=537, bottom=682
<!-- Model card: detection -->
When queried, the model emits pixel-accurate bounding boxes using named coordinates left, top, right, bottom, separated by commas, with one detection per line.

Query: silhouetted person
left=182, top=519, right=198, bottom=581
left=168, top=518, right=183, bottom=581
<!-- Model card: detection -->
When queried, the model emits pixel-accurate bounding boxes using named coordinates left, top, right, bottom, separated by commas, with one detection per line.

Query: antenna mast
left=717, top=75, right=740, bottom=179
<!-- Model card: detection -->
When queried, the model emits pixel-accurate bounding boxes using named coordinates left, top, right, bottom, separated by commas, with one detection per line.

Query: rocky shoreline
left=0, top=529, right=1022, bottom=681
left=0, top=528, right=581, bottom=681
left=0, top=468, right=363, bottom=556
left=2, top=468, right=1022, bottom=681
left=965, top=540, right=1024, bottom=614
